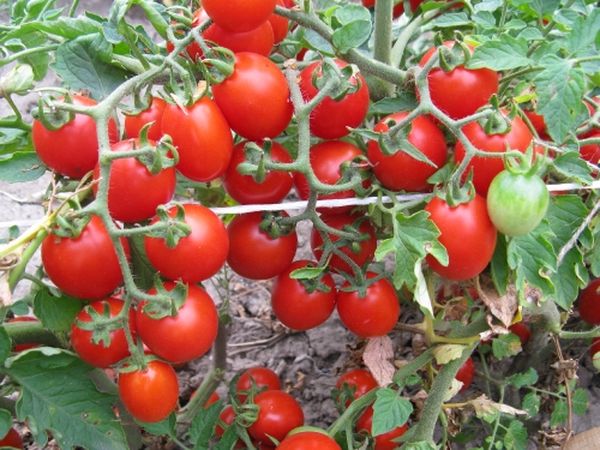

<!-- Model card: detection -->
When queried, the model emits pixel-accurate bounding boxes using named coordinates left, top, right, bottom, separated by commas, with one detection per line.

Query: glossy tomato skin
left=227, top=212, right=297, bottom=280
left=224, top=141, right=293, bottom=204
left=580, top=129, right=600, bottom=163
left=92, top=139, right=176, bottom=223
left=0, top=428, right=23, bottom=449
left=293, top=140, right=364, bottom=214
left=203, top=0, right=277, bottom=32
left=161, top=98, right=233, bottom=182
left=336, top=274, right=400, bottom=338
left=310, top=213, right=377, bottom=274
left=32, top=94, right=118, bottom=179
left=144, top=204, right=229, bottom=283
left=213, top=52, right=293, bottom=141
left=523, top=109, right=548, bottom=139
left=269, top=0, right=289, bottom=43
left=236, top=367, right=281, bottom=402
left=71, top=298, right=133, bottom=368
left=41, top=216, right=128, bottom=300
left=357, top=406, right=409, bottom=450
left=420, top=42, right=499, bottom=120
left=578, top=279, right=600, bottom=325
left=9, top=317, right=40, bottom=352
left=336, top=368, right=378, bottom=403
left=277, top=431, right=341, bottom=450
left=509, top=322, right=531, bottom=346
left=124, top=97, right=166, bottom=141
left=248, top=390, right=304, bottom=444
left=271, top=260, right=337, bottom=331
left=118, top=360, right=179, bottom=423
left=204, top=21, right=274, bottom=56
left=486, top=170, right=549, bottom=237
left=299, top=60, right=369, bottom=139
left=455, top=357, right=475, bottom=392
left=362, top=0, right=424, bottom=17
left=425, top=195, right=497, bottom=281
left=454, top=113, right=533, bottom=196
left=136, top=283, right=218, bottom=363
left=367, top=113, right=447, bottom=192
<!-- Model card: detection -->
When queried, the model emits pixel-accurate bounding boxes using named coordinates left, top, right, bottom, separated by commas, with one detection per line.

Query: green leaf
left=506, top=368, right=538, bottom=388
left=53, top=34, right=130, bottom=101
left=551, top=248, right=588, bottom=310
left=138, top=414, right=175, bottom=437
left=552, top=152, right=593, bottom=184
left=491, top=234, right=509, bottom=295
left=0, top=152, right=46, bottom=183
left=13, top=32, right=50, bottom=80
left=565, top=10, right=600, bottom=56
left=430, top=12, right=470, bottom=28
left=535, top=55, right=586, bottom=144
left=128, top=235, right=155, bottom=290
left=372, top=388, right=413, bottom=437
left=213, top=425, right=239, bottom=450
left=302, top=29, right=335, bottom=56
left=590, top=228, right=600, bottom=277
left=0, top=64, right=34, bottom=95
left=333, top=3, right=371, bottom=24
left=550, top=399, right=568, bottom=427
left=504, top=420, right=527, bottom=450
left=507, top=227, right=556, bottom=296
left=546, top=195, right=590, bottom=247
left=491, top=333, right=522, bottom=359
left=331, top=20, right=372, bottom=53
left=572, top=388, right=589, bottom=416
left=6, top=349, right=128, bottom=449
left=0, top=327, right=11, bottom=365
left=375, top=210, right=446, bottom=291
left=33, top=287, right=83, bottom=334
left=370, top=92, right=418, bottom=115
left=0, top=410, right=11, bottom=442
left=467, top=36, right=531, bottom=70
left=2, top=17, right=103, bottom=42
left=521, top=392, right=540, bottom=417
left=402, top=442, right=437, bottom=450
left=189, top=401, right=223, bottom=448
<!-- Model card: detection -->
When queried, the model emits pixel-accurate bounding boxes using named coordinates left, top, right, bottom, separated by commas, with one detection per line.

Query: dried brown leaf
left=476, top=276, right=517, bottom=328
left=363, top=336, right=395, bottom=386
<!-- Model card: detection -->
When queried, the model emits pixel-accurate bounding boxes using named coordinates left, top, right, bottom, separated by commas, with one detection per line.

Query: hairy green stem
left=373, top=0, right=394, bottom=96
left=3, top=321, right=62, bottom=347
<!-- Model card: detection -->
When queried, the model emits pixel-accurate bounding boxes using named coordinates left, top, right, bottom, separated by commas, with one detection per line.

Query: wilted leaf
left=363, top=336, right=395, bottom=387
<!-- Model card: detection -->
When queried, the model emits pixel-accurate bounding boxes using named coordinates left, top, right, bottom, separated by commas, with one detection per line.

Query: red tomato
left=161, top=98, right=233, bottom=182
left=216, top=405, right=236, bottom=438
left=419, top=42, right=499, bottom=120
left=144, top=203, right=229, bottom=283
left=41, top=215, right=128, bottom=300
left=425, top=195, right=497, bottom=281
left=580, top=129, right=600, bottom=163
left=361, top=0, right=424, bottom=18
left=248, top=390, right=304, bottom=444
left=9, top=317, right=39, bottom=352
left=32, top=94, right=118, bottom=179
left=224, top=141, right=293, bottom=204
left=299, top=59, right=370, bottom=139
left=204, top=21, right=274, bottom=56
left=236, top=367, right=281, bottom=402
left=336, top=274, right=400, bottom=338
left=136, top=283, right=218, bottom=363
left=271, top=260, right=337, bottom=331
left=268, top=0, right=289, bottom=43
left=213, top=52, right=293, bottom=141
left=203, top=0, right=277, bottom=32
left=454, top=112, right=533, bottom=196
left=578, top=279, right=600, bottom=325
left=71, top=298, right=133, bottom=368
left=204, top=391, right=220, bottom=407
left=590, top=337, right=600, bottom=358
left=367, top=113, right=447, bottom=192
left=508, top=322, right=531, bottom=346
left=523, top=109, right=548, bottom=139
left=310, top=213, right=377, bottom=274
left=336, top=368, right=378, bottom=403
left=356, top=406, right=409, bottom=450
left=455, top=357, right=474, bottom=392
left=124, top=97, right=166, bottom=141
left=118, top=360, right=179, bottom=423
left=92, top=139, right=176, bottom=223
left=293, top=140, right=365, bottom=214
left=277, top=430, right=341, bottom=449
left=0, top=428, right=23, bottom=449
left=227, top=212, right=297, bottom=280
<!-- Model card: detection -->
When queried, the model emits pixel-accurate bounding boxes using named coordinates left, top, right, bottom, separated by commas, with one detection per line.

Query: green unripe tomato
left=486, top=170, right=549, bottom=236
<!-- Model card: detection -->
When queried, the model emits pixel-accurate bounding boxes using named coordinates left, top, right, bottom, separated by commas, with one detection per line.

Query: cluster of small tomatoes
left=14, top=0, right=600, bottom=446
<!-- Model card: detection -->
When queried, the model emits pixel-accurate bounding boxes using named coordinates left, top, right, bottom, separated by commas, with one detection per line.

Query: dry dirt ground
left=1, top=1, right=599, bottom=449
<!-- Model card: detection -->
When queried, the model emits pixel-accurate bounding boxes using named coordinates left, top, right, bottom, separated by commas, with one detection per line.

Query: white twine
left=0, top=180, right=599, bottom=230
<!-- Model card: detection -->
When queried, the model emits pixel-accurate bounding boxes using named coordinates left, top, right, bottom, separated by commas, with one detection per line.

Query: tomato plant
left=367, top=112, right=447, bottom=192
left=455, top=357, right=475, bottom=392
left=136, top=283, right=218, bottom=363
left=425, top=195, right=497, bottom=281
left=92, top=139, right=176, bottom=223
left=271, top=260, right=337, bottom=331
left=144, top=204, right=229, bottom=283
left=236, top=367, right=281, bottom=402
left=124, top=96, right=166, bottom=141
left=0, top=428, right=23, bottom=449
left=356, top=406, right=409, bottom=450
left=336, top=274, right=400, bottom=338
left=509, top=322, right=531, bottom=346
left=118, top=360, right=179, bottom=423
left=9, top=317, right=40, bottom=352
left=202, top=0, right=277, bottom=32
left=71, top=297, right=133, bottom=368
left=578, top=279, right=600, bottom=326
left=248, top=390, right=304, bottom=444
left=277, top=430, right=341, bottom=449
left=226, top=212, right=298, bottom=280
left=204, top=21, right=275, bottom=56
left=335, top=368, right=378, bottom=403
